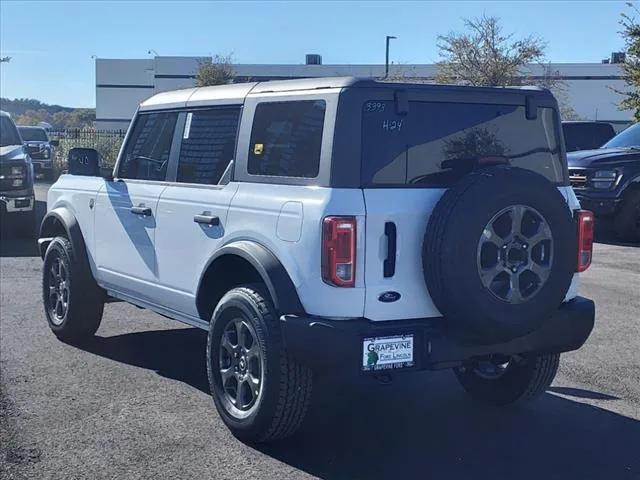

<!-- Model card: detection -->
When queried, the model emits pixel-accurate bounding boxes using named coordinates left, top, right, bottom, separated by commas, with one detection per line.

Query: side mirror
left=50, top=140, right=60, bottom=147
left=68, top=148, right=100, bottom=176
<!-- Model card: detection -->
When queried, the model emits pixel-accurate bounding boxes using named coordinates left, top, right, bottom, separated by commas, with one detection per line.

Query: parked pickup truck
left=568, top=122, right=640, bottom=242
left=38, top=78, right=596, bottom=442
left=1, top=111, right=36, bottom=237
left=18, top=125, right=58, bottom=180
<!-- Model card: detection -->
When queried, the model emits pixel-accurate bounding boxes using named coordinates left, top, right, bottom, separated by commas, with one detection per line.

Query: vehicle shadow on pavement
left=78, top=328, right=210, bottom=393
left=0, top=200, right=46, bottom=258
left=258, top=373, right=640, bottom=480
left=73, top=327, right=639, bottom=480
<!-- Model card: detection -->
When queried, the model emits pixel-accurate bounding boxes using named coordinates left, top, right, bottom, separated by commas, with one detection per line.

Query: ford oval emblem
left=378, top=291, right=401, bottom=303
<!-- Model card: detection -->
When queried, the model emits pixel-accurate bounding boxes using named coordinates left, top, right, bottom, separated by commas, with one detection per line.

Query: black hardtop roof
left=250, top=76, right=552, bottom=97
left=140, top=77, right=554, bottom=111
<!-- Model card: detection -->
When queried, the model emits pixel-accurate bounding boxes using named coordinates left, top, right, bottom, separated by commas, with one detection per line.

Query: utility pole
left=385, top=36, right=397, bottom=78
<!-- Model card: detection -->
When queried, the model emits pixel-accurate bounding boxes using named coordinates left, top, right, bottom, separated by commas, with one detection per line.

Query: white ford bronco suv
left=39, top=78, right=596, bottom=442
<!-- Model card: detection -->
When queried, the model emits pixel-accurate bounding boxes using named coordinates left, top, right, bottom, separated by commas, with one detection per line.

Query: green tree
left=52, top=109, right=95, bottom=129
left=436, top=15, right=578, bottom=119
left=619, top=3, right=640, bottom=121
left=436, top=15, right=546, bottom=87
left=195, top=55, right=235, bottom=87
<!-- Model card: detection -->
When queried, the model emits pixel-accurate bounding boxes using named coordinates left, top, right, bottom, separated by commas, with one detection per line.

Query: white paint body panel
left=153, top=183, right=239, bottom=317
left=93, top=180, right=167, bottom=303
left=276, top=201, right=304, bottom=242
left=46, top=175, right=106, bottom=276
left=225, top=183, right=366, bottom=319
left=362, top=188, right=446, bottom=320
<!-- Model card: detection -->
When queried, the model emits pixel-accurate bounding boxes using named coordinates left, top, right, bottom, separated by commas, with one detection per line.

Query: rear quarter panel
left=226, top=183, right=366, bottom=318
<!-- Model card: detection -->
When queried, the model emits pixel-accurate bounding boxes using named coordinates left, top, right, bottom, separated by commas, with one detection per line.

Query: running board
left=106, top=289, right=209, bottom=330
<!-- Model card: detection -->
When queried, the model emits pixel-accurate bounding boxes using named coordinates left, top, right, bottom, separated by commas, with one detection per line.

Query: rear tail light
left=576, top=210, right=594, bottom=272
left=322, top=216, right=357, bottom=287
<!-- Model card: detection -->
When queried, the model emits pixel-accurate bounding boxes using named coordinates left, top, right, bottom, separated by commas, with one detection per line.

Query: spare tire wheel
left=423, top=166, right=576, bottom=344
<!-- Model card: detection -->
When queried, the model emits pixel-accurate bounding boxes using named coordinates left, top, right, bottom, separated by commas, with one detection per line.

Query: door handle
left=194, top=213, right=220, bottom=226
left=383, top=222, right=397, bottom=278
left=130, top=205, right=152, bottom=216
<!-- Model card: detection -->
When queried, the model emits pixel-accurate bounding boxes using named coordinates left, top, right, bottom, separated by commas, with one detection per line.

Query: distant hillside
left=0, top=98, right=75, bottom=116
left=0, top=98, right=95, bottom=129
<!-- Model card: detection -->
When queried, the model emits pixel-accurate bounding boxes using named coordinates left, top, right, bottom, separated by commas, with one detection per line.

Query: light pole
left=385, top=35, right=397, bottom=78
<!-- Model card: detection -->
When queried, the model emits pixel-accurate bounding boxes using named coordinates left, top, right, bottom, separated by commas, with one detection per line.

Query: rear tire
left=42, top=236, right=104, bottom=342
left=454, top=353, right=560, bottom=406
left=614, top=190, right=640, bottom=243
left=207, top=285, right=312, bottom=443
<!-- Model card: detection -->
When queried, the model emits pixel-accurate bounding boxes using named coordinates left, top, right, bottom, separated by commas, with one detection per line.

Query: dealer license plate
left=362, top=334, right=414, bottom=371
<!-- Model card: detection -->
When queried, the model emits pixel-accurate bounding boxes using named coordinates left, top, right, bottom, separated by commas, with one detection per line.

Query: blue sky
left=0, top=0, right=631, bottom=108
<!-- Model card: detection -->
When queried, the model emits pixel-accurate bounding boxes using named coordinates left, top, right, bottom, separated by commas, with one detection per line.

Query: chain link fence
left=49, top=129, right=127, bottom=180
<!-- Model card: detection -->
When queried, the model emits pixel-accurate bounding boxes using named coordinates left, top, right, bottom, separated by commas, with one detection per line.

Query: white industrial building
left=95, top=55, right=632, bottom=131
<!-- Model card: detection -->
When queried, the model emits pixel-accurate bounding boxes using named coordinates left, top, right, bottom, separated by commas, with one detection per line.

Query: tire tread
left=209, top=286, right=312, bottom=442
left=43, top=236, right=104, bottom=341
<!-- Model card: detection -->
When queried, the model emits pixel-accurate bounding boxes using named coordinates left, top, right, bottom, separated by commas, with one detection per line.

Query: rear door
left=360, top=96, right=566, bottom=321
left=154, top=107, right=241, bottom=318
left=94, top=111, right=179, bottom=302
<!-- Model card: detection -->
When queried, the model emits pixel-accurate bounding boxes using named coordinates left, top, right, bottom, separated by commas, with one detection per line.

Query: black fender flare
left=199, top=240, right=305, bottom=315
left=38, top=208, right=91, bottom=276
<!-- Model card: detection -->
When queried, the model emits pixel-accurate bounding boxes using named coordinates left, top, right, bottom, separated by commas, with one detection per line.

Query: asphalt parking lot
left=1, top=182, right=639, bottom=480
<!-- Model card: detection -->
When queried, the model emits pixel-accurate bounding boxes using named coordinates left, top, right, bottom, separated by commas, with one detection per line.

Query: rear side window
left=177, top=108, right=240, bottom=185
left=248, top=100, right=325, bottom=178
left=563, top=123, right=615, bottom=152
left=119, top=112, right=178, bottom=180
left=361, top=101, right=564, bottom=187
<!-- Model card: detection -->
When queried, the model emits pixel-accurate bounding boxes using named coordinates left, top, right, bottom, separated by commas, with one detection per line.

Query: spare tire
left=423, top=166, right=576, bottom=344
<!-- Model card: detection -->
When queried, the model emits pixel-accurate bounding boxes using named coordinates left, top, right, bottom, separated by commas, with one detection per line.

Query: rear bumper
left=280, top=296, right=595, bottom=375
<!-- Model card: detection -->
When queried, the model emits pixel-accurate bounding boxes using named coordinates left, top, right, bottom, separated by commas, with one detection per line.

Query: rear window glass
left=248, top=100, right=325, bottom=178
left=563, top=123, right=615, bottom=152
left=361, top=101, right=564, bottom=187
